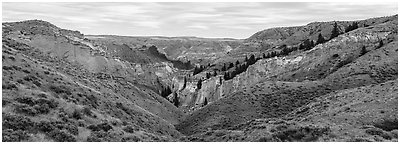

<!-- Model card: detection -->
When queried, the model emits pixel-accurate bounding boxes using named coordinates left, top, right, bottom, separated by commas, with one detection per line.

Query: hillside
left=2, top=20, right=184, bottom=142
left=175, top=15, right=398, bottom=142
left=2, top=15, right=398, bottom=142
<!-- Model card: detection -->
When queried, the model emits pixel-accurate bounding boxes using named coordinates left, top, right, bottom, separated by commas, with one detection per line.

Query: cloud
left=130, top=21, right=161, bottom=29
left=2, top=2, right=397, bottom=39
left=187, top=25, right=209, bottom=30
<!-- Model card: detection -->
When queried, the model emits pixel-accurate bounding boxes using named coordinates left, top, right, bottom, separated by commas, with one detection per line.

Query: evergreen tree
left=299, top=44, right=304, bottom=50
left=206, top=73, right=211, bottom=79
left=249, top=54, right=256, bottom=64
left=182, top=77, right=187, bottom=89
left=173, top=93, right=179, bottom=107
left=330, top=22, right=340, bottom=40
left=378, top=40, right=384, bottom=48
left=223, top=72, right=229, bottom=80
left=316, top=33, right=325, bottom=44
left=222, top=63, right=226, bottom=71
left=203, top=97, right=208, bottom=106
left=310, top=40, right=315, bottom=48
left=266, top=52, right=271, bottom=58
left=360, top=46, right=367, bottom=56
left=197, top=79, right=202, bottom=89
left=235, top=60, right=240, bottom=65
left=213, top=70, right=217, bottom=76
left=228, top=63, right=234, bottom=69
left=345, top=22, right=359, bottom=33
left=262, top=53, right=266, bottom=58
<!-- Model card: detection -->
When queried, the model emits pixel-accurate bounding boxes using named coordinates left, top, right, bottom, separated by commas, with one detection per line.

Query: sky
left=2, top=2, right=398, bottom=39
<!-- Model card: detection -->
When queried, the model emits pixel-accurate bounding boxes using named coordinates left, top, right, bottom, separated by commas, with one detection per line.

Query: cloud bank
left=2, top=2, right=397, bottom=39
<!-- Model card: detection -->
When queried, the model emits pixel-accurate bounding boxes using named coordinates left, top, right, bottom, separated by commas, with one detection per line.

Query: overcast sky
left=2, top=2, right=398, bottom=39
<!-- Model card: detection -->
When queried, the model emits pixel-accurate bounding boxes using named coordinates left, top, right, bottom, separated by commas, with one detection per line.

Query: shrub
left=2, top=129, right=30, bottom=142
left=77, top=120, right=86, bottom=127
left=32, top=81, right=41, bottom=87
left=373, top=119, right=398, bottom=131
left=36, top=98, right=58, bottom=109
left=87, top=131, right=107, bottom=142
left=23, top=75, right=37, bottom=81
left=3, top=66, right=13, bottom=70
left=87, top=122, right=113, bottom=132
left=2, top=113, right=34, bottom=131
left=82, top=106, right=93, bottom=117
left=72, top=109, right=83, bottom=120
left=121, top=135, right=141, bottom=142
left=21, top=69, right=30, bottom=73
left=15, top=96, right=35, bottom=106
left=2, top=83, right=17, bottom=90
left=15, top=103, right=38, bottom=116
left=258, top=136, right=275, bottom=142
left=14, top=97, right=57, bottom=115
left=35, top=121, right=55, bottom=133
left=51, top=121, right=79, bottom=135
left=271, top=125, right=330, bottom=142
left=365, top=128, right=392, bottom=140
left=48, top=129, right=76, bottom=142
left=86, top=131, right=120, bottom=142
left=49, top=85, right=72, bottom=95
left=122, top=125, right=138, bottom=133
left=33, top=104, right=50, bottom=114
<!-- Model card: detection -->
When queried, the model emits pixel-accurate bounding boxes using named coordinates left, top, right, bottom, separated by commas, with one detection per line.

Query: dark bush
left=3, top=66, right=13, bottom=70
left=258, top=136, right=276, bottom=142
left=86, top=131, right=115, bottom=142
left=33, top=104, right=50, bottom=114
left=87, top=122, right=113, bottom=132
left=37, top=93, right=48, bottom=98
left=2, top=113, right=34, bottom=131
left=23, top=75, right=37, bottom=81
left=2, top=83, right=17, bottom=90
left=82, top=106, right=93, bottom=116
left=15, top=97, right=57, bottom=115
left=49, top=85, right=72, bottom=95
left=2, top=129, right=30, bottom=142
left=12, top=65, right=22, bottom=71
left=15, top=103, right=38, bottom=116
left=86, top=136, right=102, bottom=142
left=35, top=121, right=55, bottom=133
left=2, top=99, right=11, bottom=106
left=121, top=135, right=141, bottom=142
left=51, top=121, right=79, bottom=135
left=32, top=81, right=41, bottom=87
left=87, top=131, right=105, bottom=142
left=271, top=125, right=330, bottom=142
left=36, top=98, right=58, bottom=109
left=373, top=119, right=398, bottom=131
left=15, top=96, right=35, bottom=106
left=365, top=128, right=392, bottom=140
left=48, top=129, right=76, bottom=142
left=77, top=120, right=86, bottom=127
left=122, top=125, right=138, bottom=133
left=16, top=79, right=24, bottom=84
left=21, top=69, right=30, bottom=73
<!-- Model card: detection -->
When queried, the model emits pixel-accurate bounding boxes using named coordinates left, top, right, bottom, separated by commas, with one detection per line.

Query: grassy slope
left=175, top=16, right=398, bottom=141
left=2, top=21, right=184, bottom=142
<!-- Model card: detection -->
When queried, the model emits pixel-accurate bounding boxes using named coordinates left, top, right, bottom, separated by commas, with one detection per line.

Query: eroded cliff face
left=3, top=20, right=188, bottom=141
left=173, top=16, right=397, bottom=113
